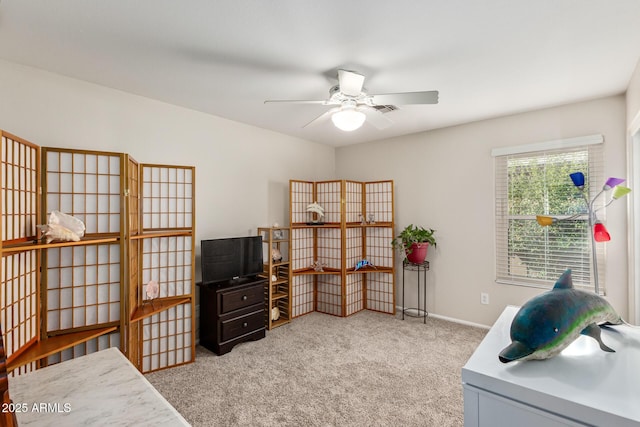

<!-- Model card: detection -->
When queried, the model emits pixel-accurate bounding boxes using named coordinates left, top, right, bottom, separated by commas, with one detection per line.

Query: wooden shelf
left=272, top=291, right=288, bottom=301
left=1, top=236, right=120, bottom=254
left=258, top=226, right=291, bottom=331
left=292, top=266, right=392, bottom=275
left=263, top=260, right=290, bottom=268
left=346, top=266, right=393, bottom=274
left=270, top=318, right=290, bottom=329
left=130, top=296, right=192, bottom=322
left=292, top=267, right=341, bottom=275
left=259, top=274, right=289, bottom=284
left=346, top=221, right=393, bottom=228
left=130, top=229, right=193, bottom=240
left=291, top=222, right=341, bottom=229
left=6, top=326, right=118, bottom=372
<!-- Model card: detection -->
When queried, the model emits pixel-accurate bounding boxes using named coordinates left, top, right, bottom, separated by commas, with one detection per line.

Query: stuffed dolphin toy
left=499, top=269, right=622, bottom=363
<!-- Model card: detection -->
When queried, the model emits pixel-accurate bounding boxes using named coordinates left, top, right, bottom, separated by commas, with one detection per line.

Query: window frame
left=492, top=135, right=605, bottom=292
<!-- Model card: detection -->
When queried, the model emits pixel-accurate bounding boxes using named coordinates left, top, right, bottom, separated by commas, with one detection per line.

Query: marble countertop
left=463, top=305, right=640, bottom=427
left=9, top=347, right=190, bottom=426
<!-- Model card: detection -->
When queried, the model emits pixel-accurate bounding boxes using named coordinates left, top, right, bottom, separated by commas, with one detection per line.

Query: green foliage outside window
left=506, top=150, right=591, bottom=284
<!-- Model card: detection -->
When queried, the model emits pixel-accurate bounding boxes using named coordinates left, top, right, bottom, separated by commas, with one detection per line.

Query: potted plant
left=391, top=224, right=437, bottom=264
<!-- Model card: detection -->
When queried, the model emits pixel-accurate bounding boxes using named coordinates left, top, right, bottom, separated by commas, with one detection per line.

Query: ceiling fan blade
left=370, top=91, right=439, bottom=105
left=264, top=99, right=329, bottom=105
left=338, top=70, right=365, bottom=96
left=303, top=107, right=339, bottom=128
left=362, top=107, right=394, bottom=130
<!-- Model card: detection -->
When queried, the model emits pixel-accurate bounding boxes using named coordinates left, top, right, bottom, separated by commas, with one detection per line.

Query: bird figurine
left=355, top=259, right=376, bottom=271
left=306, top=201, right=325, bottom=223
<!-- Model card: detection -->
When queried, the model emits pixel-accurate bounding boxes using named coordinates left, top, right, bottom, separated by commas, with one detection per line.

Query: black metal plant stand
left=402, top=260, right=430, bottom=324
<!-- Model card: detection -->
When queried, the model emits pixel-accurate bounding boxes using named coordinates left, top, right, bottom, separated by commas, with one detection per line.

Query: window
left=493, top=135, right=604, bottom=291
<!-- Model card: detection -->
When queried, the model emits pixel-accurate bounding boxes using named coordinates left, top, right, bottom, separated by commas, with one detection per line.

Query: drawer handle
left=242, top=295, right=248, bottom=301
left=243, top=322, right=248, bottom=328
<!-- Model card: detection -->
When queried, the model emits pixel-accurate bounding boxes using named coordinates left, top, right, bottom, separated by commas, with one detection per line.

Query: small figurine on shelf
left=271, top=247, right=283, bottom=262
left=272, top=223, right=284, bottom=240
left=311, top=260, right=327, bottom=272
left=306, top=201, right=325, bottom=224
left=144, top=280, right=160, bottom=309
left=359, top=214, right=367, bottom=225
left=354, top=259, right=376, bottom=271
left=367, top=213, right=376, bottom=224
left=37, top=210, right=86, bottom=244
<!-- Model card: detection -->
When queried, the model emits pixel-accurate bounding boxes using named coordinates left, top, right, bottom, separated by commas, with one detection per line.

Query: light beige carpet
left=146, top=310, right=487, bottom=427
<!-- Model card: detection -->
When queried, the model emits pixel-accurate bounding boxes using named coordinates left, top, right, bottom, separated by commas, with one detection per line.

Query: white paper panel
left=141, top=303, right=192, bottom=373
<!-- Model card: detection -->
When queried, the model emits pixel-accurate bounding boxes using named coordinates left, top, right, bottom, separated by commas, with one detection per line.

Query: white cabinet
left=462, top=306, right=640, bottom=427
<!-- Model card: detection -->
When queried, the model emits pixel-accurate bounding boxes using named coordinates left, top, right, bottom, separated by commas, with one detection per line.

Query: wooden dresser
left=199, top=277, right=266, bottom=355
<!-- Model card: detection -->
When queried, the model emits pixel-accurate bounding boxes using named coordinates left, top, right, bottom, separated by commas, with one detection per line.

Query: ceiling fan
left=264, top=69, right=439, bottom=132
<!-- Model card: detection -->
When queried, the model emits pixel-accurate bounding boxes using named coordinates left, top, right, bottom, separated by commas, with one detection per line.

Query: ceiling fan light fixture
left=331, top=108, right=366, bottom=132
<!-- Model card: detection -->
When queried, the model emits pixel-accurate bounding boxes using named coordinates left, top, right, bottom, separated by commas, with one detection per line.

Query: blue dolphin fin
left=553, top=269, right=574, bottom=290
left=499, top=341, right=534, bottom=363
left=581, top=323, right=615, bottom=352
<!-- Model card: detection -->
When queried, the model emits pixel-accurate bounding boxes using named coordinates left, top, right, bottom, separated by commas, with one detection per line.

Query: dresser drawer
left=220, top=310, right=264, bottom=342
left=219, top=282, right=264, bottom=314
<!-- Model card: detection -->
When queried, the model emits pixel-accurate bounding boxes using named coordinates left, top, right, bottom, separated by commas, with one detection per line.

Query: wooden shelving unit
left=1, top=131, right=41, bottom=376
left=6, top=326, right=117, bottom=372
left=129, top=296, right=192, bottom=323
left=289, top=179, right=395, bottom=318
left=126, top=163, right=196, bottom=373
left=1, top=130, right=196, bottom=376
left=39, top=147, right=125, bottom=367
left=258, top=226, right=291, bottom=330
left=1, top=236, right=119, bottom=253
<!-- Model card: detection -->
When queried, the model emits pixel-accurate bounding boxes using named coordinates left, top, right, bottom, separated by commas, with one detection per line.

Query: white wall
left=627, top=58, right=640, bottom=126
left=0, top=59, right=336, bottom=278
left=336, top=96, right=628, bottom=326
left=626, top=59, right=640, bottom=323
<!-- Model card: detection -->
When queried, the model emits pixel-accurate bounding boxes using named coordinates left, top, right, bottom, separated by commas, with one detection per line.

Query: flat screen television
left=200, top=236, right=263, bottom=285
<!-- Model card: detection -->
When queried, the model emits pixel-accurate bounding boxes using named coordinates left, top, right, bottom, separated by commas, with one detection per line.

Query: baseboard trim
left=398, top=307, right=490, bottom=329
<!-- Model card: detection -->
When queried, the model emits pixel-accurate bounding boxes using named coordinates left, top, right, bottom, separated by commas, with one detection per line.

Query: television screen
left=201, top=236, right=263, bottom=284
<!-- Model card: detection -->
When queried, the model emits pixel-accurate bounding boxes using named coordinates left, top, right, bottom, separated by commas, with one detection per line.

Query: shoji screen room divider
left=289, top=179, right=395, bottom=318
left=0, top=130, right=195, bottom=375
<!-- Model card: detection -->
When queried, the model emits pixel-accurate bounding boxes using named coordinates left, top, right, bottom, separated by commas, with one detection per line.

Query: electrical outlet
left=481, top=292, right=490, bottom=305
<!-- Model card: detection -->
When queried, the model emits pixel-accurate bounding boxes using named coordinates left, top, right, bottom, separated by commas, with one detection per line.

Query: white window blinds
left=494, top=137, right=605, bottom=291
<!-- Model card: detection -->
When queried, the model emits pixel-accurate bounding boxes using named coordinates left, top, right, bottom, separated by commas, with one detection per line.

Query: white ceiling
left=1, top=1, right=640, bottom=147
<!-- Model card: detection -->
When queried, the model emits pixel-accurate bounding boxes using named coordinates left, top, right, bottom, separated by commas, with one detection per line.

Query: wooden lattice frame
left=46, top=331, right=120, bottom=365
left=1, top=132, right=40, bottom=375
left=289, top=179, right=395, bottom=318
left=41, top=148, right=126, bottom=361
left=291, top=275, right=314, bottom=318
left=141, top=302, right=192, bottom=372
left=130, top=164, right=195, bottom=373
left=1, top=131, right=197, bottom=375
left=1, top=133, right=39, bottom=244
left=345, top=274, right=364, bottom=316
left=126, top=155, right=141, bottom=371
